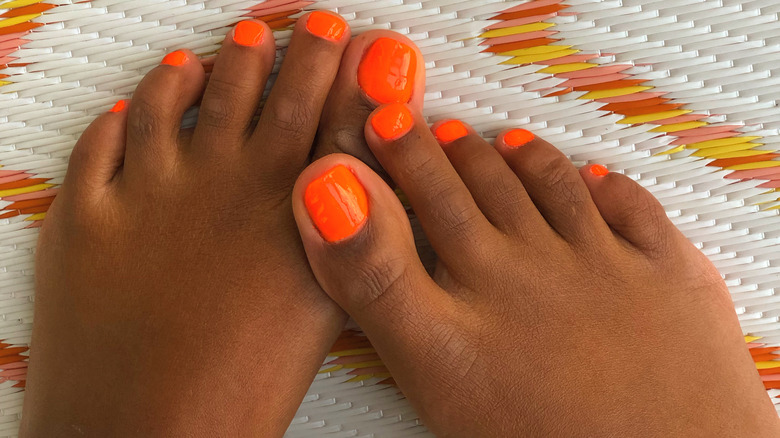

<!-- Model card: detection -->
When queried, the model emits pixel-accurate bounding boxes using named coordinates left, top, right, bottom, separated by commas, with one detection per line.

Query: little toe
left=313, top=31, right=425, bottom=181
left=191, top=20, right=275, bottom=152
left=364, top=104, right=498, bottom=266
left=431, top=120, right=550, bottom=235
left=65, top=100, right=129, bottom=196
left=495, top=129, right=612, bottom=244
left=124, top=49, right=205, bottom=178
left=249, top=11, right=350, bottom=187
left=580, top=165, right=683, bottom=255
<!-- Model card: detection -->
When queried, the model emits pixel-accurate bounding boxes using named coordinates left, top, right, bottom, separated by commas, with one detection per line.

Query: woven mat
left=1, top=0, right=779, bottom=436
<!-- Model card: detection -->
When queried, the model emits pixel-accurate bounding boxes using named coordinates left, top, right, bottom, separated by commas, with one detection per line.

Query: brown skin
left=22, top=15, right=360, bottom=437
left=22, top=10, right=779, bottom=437
left=291, top=115, right=780, bottom=436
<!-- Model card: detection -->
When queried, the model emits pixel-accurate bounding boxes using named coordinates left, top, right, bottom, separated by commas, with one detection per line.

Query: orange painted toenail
left=306, top=11, right=347, bottom=42
left=503, top=129, right=535, bottom=148
left=109, top=100, right=127, bottom=113
left=358, top=37, right=417, bottom=104
left=371, top=103, right=414, bottom=140
left=434, top=120, right=468, bottom=144
left=590, top=164, right=609, bottom=176
left=233, top=20, right=265, bottom=47
left=161, top=50, right=188, bottom=66
left=305, top=165, right=369, bottom=243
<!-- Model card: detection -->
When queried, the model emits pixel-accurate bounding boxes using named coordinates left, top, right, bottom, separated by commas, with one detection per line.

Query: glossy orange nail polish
left=305, top=165, right=369, bottom=243
left=434, top=120, right=468, bottom=144
left=161, top=50, right=188, bottom=66
left=503, top=129, right=534, bottom=148
left=109, top=100, right=127, bottom=113
left=233, top=20, right=265, bottom=47
left=590, top=164, right=609, bottom=176
left=371, top=103, right=414, bottom=140
left=358, top=37, right=417, bottom=104
left=306, top=11, right=347, bottom=42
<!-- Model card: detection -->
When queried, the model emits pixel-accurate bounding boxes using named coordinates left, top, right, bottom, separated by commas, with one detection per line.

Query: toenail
left=306, top=11, right=347, bottom=42
left=434, top=120, right=469, bottom=144
left=109, top=100, right=127, bottom=113
left=304, top=165, right=369, bottom=243
left=371, top=103, right=414, bottom=140
left=503, top=129, right=535, bottom=148
left=161, top=50, right=188, bottom=66
left=233, top=20, right=265, bottom=47
left=358, top=37, right=417, bottom=104
left=590, top=164, right=609, bottom=176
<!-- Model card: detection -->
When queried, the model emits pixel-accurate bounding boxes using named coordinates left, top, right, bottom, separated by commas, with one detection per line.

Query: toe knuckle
left=400, top=152, right=438, bottom=185
left=435, top=196, right=483, bottom=237
left=538, top=155, right=584, bottom=205
left=198, top=79, right=247, bottom=130
left=352, top=255, right=413, bottom=314
left=265, top=90, right=314, bottom=143
left=127, top=100, right=166, bottom=140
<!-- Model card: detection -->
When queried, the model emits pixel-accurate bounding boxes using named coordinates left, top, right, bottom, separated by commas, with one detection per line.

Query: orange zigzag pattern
left=480, top=0, right=780, bottom=196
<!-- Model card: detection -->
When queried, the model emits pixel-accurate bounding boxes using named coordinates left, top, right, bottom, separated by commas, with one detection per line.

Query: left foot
left=23, top=12, right=352, bottom=436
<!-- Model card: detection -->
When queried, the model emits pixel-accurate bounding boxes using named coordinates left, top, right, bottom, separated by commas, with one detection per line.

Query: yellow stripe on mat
left=686, top=136, right=762, bottom=150
left=692, top=142, right=762, bottom=157
left=618, top=110, right=692, bottom=125
left=480, top=22, right=556, bottom=38
left=1, top=0, right=46, bottom=8
left=650, top=121, right=708, bottom=133
left=580, top=86, right=654, bottom=100
left=0, top=13, right=42, bottom=28
left=0, top=183, right=54, bottom=197
left=538, top=63, right=596, bottom=74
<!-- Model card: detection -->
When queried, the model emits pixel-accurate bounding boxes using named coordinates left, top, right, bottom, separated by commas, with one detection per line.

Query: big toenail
left=358, top=38, right=417, bottom=104
left=233, top=21, right=265, bottom=47
left=434, top=120, right=468, bottom=144
left=161, top=50, right=188, bottom=66
left=306, top=11, right=347, bottom=42
left=590, top=164, right=609, bottom=176
left=109, top=100, right=127, bottom=113
left=304, top=165, right=369, bottom=243
left=371, top=103, right=414, bottom=140
left=503, top=129, right=535, bottom=148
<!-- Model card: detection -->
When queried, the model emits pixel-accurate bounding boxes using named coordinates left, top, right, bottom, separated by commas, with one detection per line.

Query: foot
left=23, top=12, right=352, bottom=436
left=291, top=105, right=780, bottom=436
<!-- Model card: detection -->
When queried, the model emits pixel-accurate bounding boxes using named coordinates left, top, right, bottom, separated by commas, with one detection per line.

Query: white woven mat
left=1, top=0, right=779, bottom=436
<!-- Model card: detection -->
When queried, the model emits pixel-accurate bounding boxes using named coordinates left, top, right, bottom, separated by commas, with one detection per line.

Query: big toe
left=312, top=31, right=425, bottom=181
left=292, top=152, right=457, bottom=367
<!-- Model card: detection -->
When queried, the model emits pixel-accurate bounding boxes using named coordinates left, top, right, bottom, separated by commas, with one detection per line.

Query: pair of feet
left=21, top=12, right=778, bottom=437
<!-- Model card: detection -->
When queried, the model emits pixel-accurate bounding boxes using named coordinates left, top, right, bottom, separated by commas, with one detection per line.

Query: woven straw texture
left=1, top=0, right=780, bottom=435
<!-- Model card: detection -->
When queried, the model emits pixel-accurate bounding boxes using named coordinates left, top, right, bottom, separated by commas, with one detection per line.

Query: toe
left=495, top=129, right=612, bottom=245
left=365, top=104, right=498, bottom=266
left=292, top=152, right=457, bottom=393
left=191, top=20, right=275, bottom=152
left=249, top=11, right=350, bottom=188
left=313, top=31, right=425, bottom=181
left=124, top=49, right=205, bottom=177
left=66, top=100, right=129, bottom=195
left=580, top=165, right=683, bottom=255
left=431, top=120, right=551, bottom=236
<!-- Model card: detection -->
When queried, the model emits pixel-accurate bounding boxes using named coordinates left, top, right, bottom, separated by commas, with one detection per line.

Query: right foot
left=292, top=105, right=780, bottom=436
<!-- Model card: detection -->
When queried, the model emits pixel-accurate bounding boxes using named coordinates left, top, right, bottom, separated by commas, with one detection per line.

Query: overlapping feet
left=24, top=11, right=778, bottom=438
